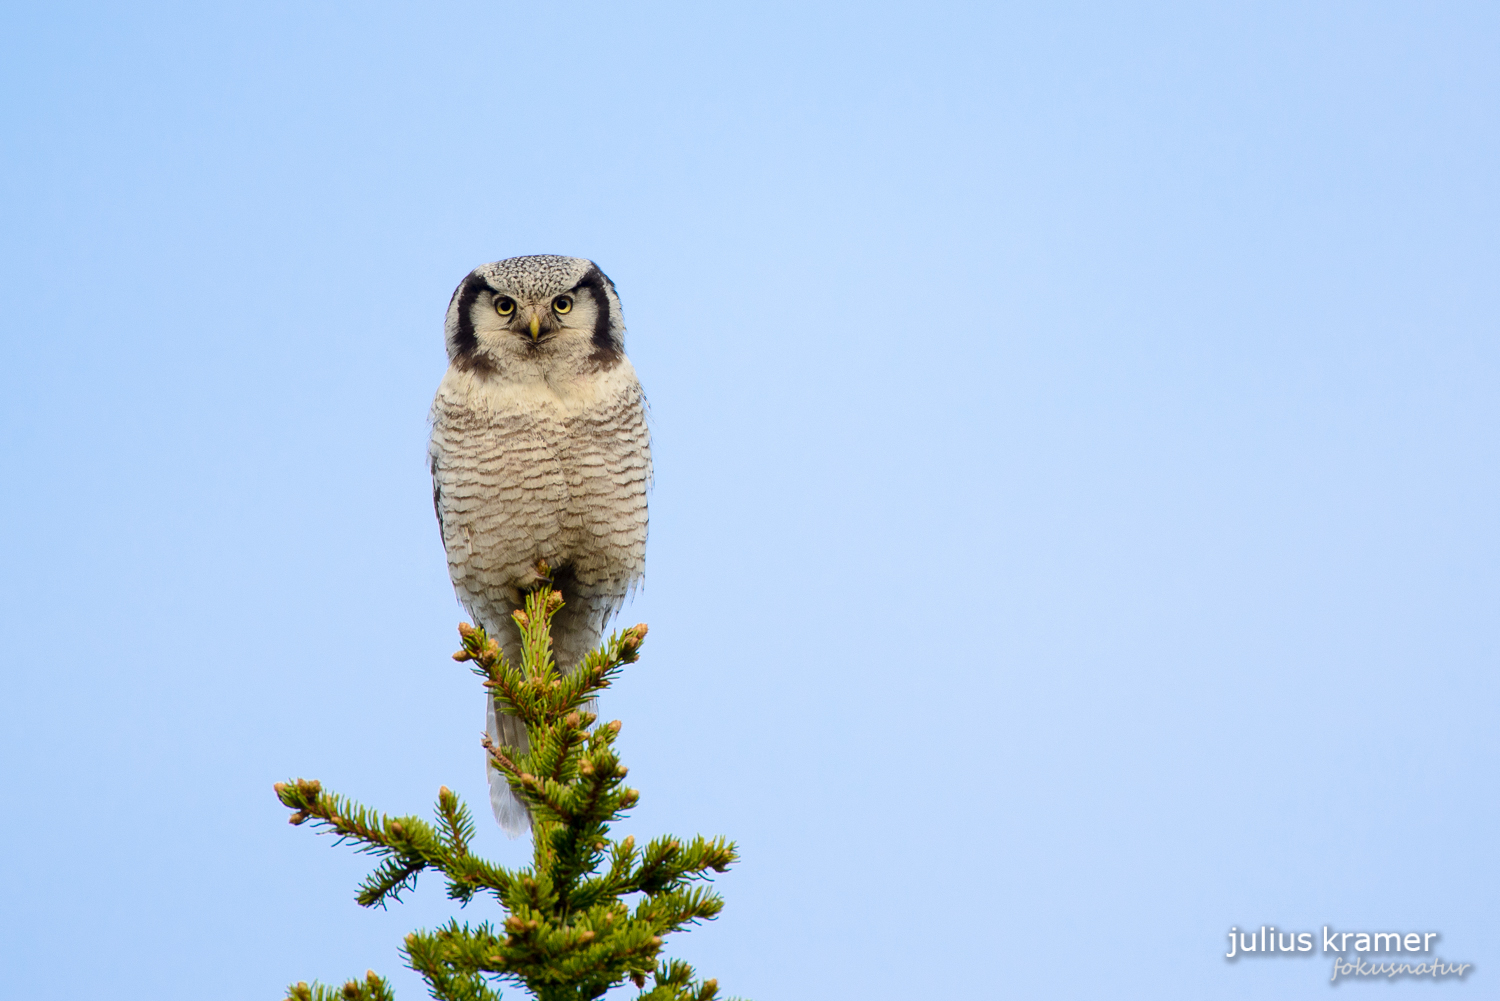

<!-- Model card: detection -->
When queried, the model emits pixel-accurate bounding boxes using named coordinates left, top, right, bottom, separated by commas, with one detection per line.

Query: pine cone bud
left=619, top=624, right=649, bottom=660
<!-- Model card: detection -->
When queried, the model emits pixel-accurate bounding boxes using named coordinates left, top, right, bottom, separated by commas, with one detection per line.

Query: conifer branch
left=285, top=971, right=395, bottom=1001
left=277, top=585, right=741, bottom=999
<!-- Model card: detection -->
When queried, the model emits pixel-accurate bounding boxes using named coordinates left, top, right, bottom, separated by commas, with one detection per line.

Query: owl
left=429, top=255, right=651, bottom=836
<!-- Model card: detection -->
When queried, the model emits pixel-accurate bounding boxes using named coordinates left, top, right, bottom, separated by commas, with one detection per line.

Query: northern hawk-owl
left=429, top=255, right=650, bottom=836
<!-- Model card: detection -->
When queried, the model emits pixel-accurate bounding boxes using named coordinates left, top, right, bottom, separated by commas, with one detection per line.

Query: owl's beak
left=518, top=306, right=546, bottom=341
left=515, top=304, right=557, bottom=343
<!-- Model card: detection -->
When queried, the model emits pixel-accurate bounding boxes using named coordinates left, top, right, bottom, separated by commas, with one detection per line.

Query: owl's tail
left=485, top=695, right=532, bottom=837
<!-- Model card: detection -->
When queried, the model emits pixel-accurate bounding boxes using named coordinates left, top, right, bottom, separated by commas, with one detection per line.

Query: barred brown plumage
left=429, top=255, right=651, bottom=836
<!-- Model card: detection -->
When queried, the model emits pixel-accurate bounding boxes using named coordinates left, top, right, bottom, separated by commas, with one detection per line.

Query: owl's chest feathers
left=436, top=355, right=637, bottom=422
left=432, top=362, right=641, bottom=463
left=431, top=360, right=649, bottom=590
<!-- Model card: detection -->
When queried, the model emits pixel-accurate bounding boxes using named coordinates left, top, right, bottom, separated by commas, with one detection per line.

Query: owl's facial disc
left=448, top=259, right=619, bottom=373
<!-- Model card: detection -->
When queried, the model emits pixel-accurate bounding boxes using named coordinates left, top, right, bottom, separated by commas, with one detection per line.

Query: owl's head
left=444, top=255, right=626, bottom=374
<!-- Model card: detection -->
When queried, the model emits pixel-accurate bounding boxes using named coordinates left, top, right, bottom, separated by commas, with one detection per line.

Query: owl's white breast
left=429, top=353, right=650, bottom=636
left=432, top=356, right=643, bottom=420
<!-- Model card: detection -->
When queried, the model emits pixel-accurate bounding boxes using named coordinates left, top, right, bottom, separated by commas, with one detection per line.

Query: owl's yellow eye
left=552, top=295, right=573, bottom=315
left=494, top=296, right=516, bottom=316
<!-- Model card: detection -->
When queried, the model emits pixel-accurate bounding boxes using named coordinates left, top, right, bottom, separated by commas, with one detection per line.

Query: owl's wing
left=430, top=452, right=446, bottom=540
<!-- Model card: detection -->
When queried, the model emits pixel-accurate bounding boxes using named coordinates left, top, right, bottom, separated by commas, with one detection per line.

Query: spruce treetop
left=276, top=585, right=741, bottom=1001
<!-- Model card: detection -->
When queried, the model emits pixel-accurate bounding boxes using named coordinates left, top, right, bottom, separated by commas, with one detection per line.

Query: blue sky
left=2, top=2, right=1496, bottom=998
